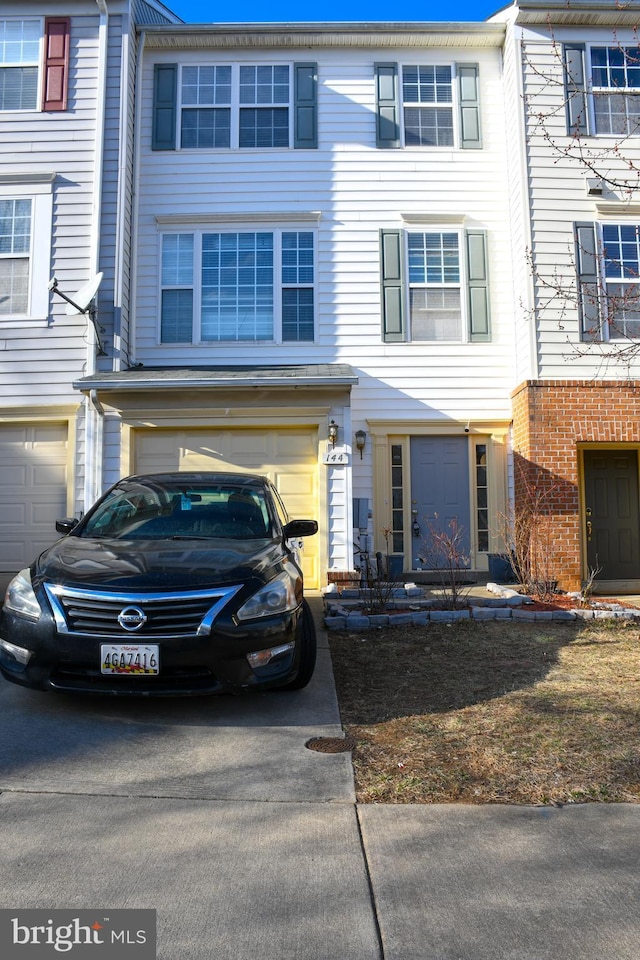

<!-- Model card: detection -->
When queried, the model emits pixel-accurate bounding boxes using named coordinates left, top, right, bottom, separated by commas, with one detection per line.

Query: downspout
left=83, top=0, right=109, bottom=508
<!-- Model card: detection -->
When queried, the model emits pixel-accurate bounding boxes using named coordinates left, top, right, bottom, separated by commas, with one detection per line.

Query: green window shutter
left=294, top=62, right=318, bottom=148
left=466, top=230, right=490, bottom=342
left=375, top=63, right=400, bottom=149
left=457, top=63, right=482, bottom=149
left=575, top=222, right=602, bottom=339
left=380, top=230, right=405, bottom=341
left=563, top=45, right=590, bottom=136
left=152, top=63, right=177, bottom=151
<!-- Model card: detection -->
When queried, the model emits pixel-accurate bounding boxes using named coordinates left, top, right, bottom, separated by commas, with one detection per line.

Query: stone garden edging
left=322, top=581, right=640, bottom=631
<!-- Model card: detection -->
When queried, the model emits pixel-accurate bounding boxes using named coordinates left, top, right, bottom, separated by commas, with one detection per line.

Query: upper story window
left=380, top=226, right=490, bottom=343
left=0, top=175, right=54, bottom=322
left=575, top=221, right=640, bottom=340
left=152, top=62, right=318, bottom=151
left=402, top=66, right=454, bottom=147
left=375, top=62, right=481, bottom=150
left=601, top=223, right=640, bottom=338
left=160, top=228, right=314, bottom=344
left=0, top=17, right=69, bottom=113
left=591, top=46, right=640, bottom=135
left=180, top=64, right=290, bottom=149
left=0, top=19, right=40, bottom=110
left=564, top=44, right=640, bottom=137
left=0, top=198, right=31, bottom=313
left=407, top=231, right=461, bottom=339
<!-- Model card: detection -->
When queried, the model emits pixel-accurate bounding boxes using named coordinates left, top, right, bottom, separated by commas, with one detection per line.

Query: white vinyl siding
left=138, top=45, right=512, bottom=416
left=520, top=28, right=640, bottom=378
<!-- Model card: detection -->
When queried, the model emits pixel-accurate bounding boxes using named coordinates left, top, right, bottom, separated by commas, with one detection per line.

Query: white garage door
left=133, top=427, right=320, bottom=587
left=0, top=423, right=69, bottom=575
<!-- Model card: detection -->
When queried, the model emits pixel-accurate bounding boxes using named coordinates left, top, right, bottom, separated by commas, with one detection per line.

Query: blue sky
left=166, top=1, right=505, bottom=24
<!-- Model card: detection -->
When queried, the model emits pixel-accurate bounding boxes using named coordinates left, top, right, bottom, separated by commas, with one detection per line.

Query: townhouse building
left=74, top=17, right=515, bottom=590
left=495, top=0, right=640, bottom=592
left=4, top=0, right=640, bottom=596
left=0, top=0, right=178, bottom=591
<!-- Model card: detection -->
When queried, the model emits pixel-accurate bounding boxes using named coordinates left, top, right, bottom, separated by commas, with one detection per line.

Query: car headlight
left=4, top=569, right=42, bottom=621
left=236, top=571, right=298, bottom=621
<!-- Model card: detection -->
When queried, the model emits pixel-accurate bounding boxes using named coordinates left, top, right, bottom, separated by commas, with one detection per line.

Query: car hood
left=32, top=536, right=286, bottom=591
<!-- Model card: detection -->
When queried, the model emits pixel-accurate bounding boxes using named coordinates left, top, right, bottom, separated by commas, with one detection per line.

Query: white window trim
left=598, top=220, right=640, bottom=341
left=399, top=62, right=459, bottom=150
left=157, top=222, right=316, bottom=346
left=177, top=62, right=294, bottom=151
left=586, top=43, right=640, bottom=137
left=0, top=174, right=53, bottom=324
left=0, top=16, right=43, bottom=114
left=405, top=225, right=468, bottom=343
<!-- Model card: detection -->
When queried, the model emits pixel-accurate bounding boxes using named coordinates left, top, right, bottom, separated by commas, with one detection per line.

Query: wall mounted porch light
left=328, top=419, right=339, bottom=447
left=354, top=429, right=367, bottom=459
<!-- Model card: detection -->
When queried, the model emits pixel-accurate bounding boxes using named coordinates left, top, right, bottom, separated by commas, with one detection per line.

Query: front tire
left=280, top=600, right=317, bottom=690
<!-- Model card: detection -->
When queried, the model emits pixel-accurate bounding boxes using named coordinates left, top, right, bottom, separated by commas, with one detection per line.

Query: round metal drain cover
left=305, top=736, right=356, bottom=754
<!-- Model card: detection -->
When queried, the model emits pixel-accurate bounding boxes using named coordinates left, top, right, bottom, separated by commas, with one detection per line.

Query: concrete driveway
left=2, top=598, right=640, bottom=959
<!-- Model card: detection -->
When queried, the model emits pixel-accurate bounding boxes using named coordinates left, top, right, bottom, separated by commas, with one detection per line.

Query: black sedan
left=0, top=472, right=318, bottom=696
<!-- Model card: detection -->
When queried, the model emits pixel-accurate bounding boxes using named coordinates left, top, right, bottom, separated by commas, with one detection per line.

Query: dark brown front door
left=583, top=449, right=640, bottom=580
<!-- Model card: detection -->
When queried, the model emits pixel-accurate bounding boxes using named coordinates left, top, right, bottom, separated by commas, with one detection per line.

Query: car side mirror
left=283, top=519, right=318, bottom=539
left=56, top=517, right=79, bottom=535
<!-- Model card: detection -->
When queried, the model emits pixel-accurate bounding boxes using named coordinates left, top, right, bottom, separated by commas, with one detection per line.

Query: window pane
left=161, top=289, right=193, bottom=342
left=181, top=65, right=231, bottom=105
left=0, top=65, right=38, bottom=110
left=282, top=231, right=313, bottom=284
left=0, top=20, right=40, bottom=65
left=0, top=258, right=29, bottom=314
left=239, top=65, right=289, bottom=105
left=408, top=232, right=459, bottom=284
left=282, top=288, right=313, bottom=341
left=404, top=107, right=454, bottom=146
left=402, top=65, right=452, bottom=104
left=181, top=107, right=231, bottom=148
left=162, top=234, right=193, bottom=286
left=0, top=198, right=31, bottom=254
left=606, top=281, right=640, bottom=339
left=594, top=92, right=640, bottom=135
left=239, top=107, right=289, bottom=148
left=201, top=232, right=274, bottom=341
left=410, top=288, right=461, bottom=341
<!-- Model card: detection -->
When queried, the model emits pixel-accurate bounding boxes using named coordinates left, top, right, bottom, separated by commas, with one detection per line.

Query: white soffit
left=141, top=22, right=507, bottom=50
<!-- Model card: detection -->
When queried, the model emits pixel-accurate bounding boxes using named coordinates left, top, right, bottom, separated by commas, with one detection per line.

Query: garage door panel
left=0, top=504, right=27, bottom=527
left=32, top=463, right=67, bottom=487
left=135, top=427, right=320, bottom=587
left=229, top=433, right=270, bottom=457
left=0, top=423, right=69, bottom=572
left=275, top=433, right=317, bottom=457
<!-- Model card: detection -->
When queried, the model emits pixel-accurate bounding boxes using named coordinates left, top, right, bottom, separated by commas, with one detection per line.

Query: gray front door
left=584, top=449, right=640, bottom=581
left=410, top=436, right=471, bottom=568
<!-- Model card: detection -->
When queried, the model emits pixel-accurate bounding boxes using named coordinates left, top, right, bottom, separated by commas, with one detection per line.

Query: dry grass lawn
left=328, top=618, right=640, bottom=804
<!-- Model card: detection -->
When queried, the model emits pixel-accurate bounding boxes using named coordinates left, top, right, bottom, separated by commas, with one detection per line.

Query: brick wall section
left=511, top=380, right=640, bottom=591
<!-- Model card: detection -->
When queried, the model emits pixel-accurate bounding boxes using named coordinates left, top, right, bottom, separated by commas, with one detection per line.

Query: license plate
left=100, top=644, right=160, bottom=676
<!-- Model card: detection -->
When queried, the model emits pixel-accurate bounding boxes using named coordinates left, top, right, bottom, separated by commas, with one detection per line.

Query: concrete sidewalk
left=1, top=599, right=640, bottom=959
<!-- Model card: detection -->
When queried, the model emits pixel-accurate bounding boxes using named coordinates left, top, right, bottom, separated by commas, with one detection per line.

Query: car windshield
left=79, top=479, right=273, bottom=541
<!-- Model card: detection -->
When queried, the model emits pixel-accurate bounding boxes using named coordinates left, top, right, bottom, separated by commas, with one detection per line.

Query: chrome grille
left=44, top=584, right=241, bottom=639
